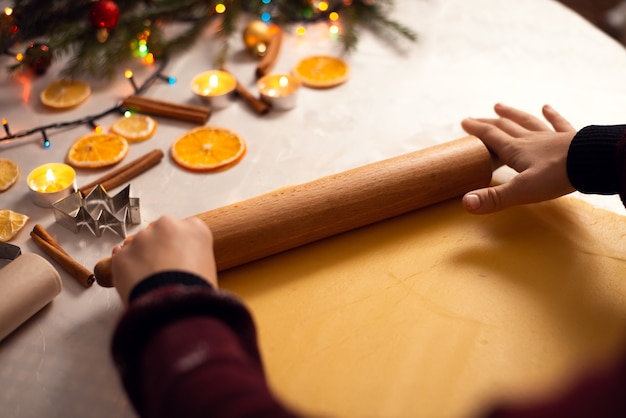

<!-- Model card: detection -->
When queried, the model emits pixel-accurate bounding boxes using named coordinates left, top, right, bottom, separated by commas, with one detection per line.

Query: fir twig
left=2, top=0, right=416, bottom=79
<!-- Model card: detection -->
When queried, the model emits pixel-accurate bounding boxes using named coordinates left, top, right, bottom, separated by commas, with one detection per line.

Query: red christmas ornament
left=90, top=1, right=120, bottom=30
left=24, top=43, right=53, bottom=75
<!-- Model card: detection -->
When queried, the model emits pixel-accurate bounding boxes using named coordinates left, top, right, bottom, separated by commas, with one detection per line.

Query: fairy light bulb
left=42, top=131, right=51, bottom=148
left=215, top=3, right=226, bottom=13
left=2, top=118, right=10, bottom=136
left=296, top=26, right=306, bottom=36
left=143, top=52, right=155, bottom=65
left=4, top=7, right=13, bottom=15
left=138, top=40, right=148, bottom=56
left=329, top=12, right=339, bottom=21
left=125, top=69, right=139, bottom=92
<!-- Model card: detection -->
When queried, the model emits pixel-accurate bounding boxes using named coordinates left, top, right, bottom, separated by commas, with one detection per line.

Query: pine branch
left=3, top=0, right=417, bottom=79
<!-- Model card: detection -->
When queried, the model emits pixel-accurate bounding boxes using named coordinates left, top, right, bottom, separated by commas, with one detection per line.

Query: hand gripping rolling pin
left=94, top=136, right=493, bottom=287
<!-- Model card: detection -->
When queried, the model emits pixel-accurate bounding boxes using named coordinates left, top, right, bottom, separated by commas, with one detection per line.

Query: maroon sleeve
left=567, top=124, right=626, bottom=204
left=481, top=350, right=626, bottom=417
left=111, top=277, right=299, bottom=418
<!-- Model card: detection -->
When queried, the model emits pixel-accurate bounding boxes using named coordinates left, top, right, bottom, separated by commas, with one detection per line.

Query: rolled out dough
left=222, top=196, right=626, bottom=418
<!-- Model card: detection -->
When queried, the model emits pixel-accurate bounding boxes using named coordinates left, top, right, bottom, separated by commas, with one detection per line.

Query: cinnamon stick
left=256, top=30, right=283, bottom=78
left=234, top=80, right=271, bottom=115
left=122, top=95, right=211, bottom=124
left=32, top=224, right=68, bottom=256
left=220, top=67, right=270, bottom=115
left=79, top=149, right=164, bottom=196
left=31, top=226, right=95, bottom=287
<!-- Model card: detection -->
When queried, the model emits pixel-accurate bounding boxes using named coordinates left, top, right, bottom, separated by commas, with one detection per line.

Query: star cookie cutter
left=52, top=184, right=141, bottom=238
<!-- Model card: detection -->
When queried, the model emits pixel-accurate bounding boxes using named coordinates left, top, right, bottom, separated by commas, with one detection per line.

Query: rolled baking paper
left=0, top=253, right=62, bottom=341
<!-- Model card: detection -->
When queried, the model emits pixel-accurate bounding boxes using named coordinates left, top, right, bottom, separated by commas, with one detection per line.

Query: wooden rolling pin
left=94, top=136, right=493, bottom=287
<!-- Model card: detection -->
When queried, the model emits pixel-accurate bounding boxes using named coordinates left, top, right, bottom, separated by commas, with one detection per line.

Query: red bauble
left=90, top=1, right=120, bottom=30
left=24, top=43, right=53, bottom=75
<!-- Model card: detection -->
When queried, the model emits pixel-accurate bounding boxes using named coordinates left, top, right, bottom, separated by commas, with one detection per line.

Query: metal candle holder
left=52, top=184, right=141, bottom=238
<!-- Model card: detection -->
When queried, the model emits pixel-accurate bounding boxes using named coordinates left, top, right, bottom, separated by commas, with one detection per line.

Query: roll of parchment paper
left=0, top=253, right=62, bottom=341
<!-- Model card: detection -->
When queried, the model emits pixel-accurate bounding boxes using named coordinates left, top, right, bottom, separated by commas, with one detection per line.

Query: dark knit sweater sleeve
left=111, top=272, right=298, bottom=418
left=566, top=125, right=626, bottom=204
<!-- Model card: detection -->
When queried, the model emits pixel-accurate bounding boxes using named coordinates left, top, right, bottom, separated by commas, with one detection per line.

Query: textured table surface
left=1, top=0, right=626, bottom=417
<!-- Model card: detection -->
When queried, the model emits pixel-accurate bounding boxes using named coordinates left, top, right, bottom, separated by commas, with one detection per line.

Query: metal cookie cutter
left=52, top=184, right=141, bottom=238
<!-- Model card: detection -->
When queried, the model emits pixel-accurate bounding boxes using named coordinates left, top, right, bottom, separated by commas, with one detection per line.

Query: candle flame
left=209, top=74, right=219, bottom=88
left=279, top=76, right=289, bottom=88
left=45, top=168, right=56, bottom=183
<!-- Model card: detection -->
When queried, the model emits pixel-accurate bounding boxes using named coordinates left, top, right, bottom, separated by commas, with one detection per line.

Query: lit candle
left=257, top=74, right=301, bottom=110
left=27, top=163, right=76, bottom=207
left=191, top=70, right=237, bottom=109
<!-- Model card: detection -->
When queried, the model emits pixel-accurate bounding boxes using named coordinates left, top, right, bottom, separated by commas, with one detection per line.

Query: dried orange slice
left=110, top=114, right=157, bottom=143
left=0, top=209, right=29, bottom=242
left=171, top=126, right=246, bottom=172
left=66, top=132, right=129, bottom=168
left=0, top=158, right=19, bottom=192
left=292, top=55, right=350, bottom=88
left=40, top=79, right=91, bottom=109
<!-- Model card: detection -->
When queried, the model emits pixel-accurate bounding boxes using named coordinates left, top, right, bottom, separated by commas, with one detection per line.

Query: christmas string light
left=215, top=3, right=226, bottom=14
left=41, top=130, right=50, bottom=148
left=125, top=69, right=139, bottom=93
left=3, top=1, right=415, bottom=79
left=88, top=120, right=104, bottom=134
left=0, top=57, right=173, bottom=147
left=157, top=74, right=177, bottom=85
left=2, top=118, right=11, bottom=136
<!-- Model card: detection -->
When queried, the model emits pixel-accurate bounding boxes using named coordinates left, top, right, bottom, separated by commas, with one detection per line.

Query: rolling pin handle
left=94, top=257, right=114, bottom=288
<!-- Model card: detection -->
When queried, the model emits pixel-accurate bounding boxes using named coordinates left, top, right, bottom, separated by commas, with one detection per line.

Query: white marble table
left=1, top=1, right=626, bottom=417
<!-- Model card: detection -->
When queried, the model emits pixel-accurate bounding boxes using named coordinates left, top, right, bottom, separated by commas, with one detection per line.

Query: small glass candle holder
left=27, top=163, right=76, bottom=207
left=191, top=70, right=237, bottom=109
left=257, top=74, right=300, bottom=111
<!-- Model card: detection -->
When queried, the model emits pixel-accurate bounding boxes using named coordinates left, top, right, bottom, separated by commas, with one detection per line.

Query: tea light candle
left=191, top=70, right=237, bottom=109
left=27, top=163, right=76, bottom=207
left=257, top=74, right=300, bottom=110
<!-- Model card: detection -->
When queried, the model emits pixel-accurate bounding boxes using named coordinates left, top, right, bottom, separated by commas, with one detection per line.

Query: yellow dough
left=222, top=196, right=626, bottom=418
